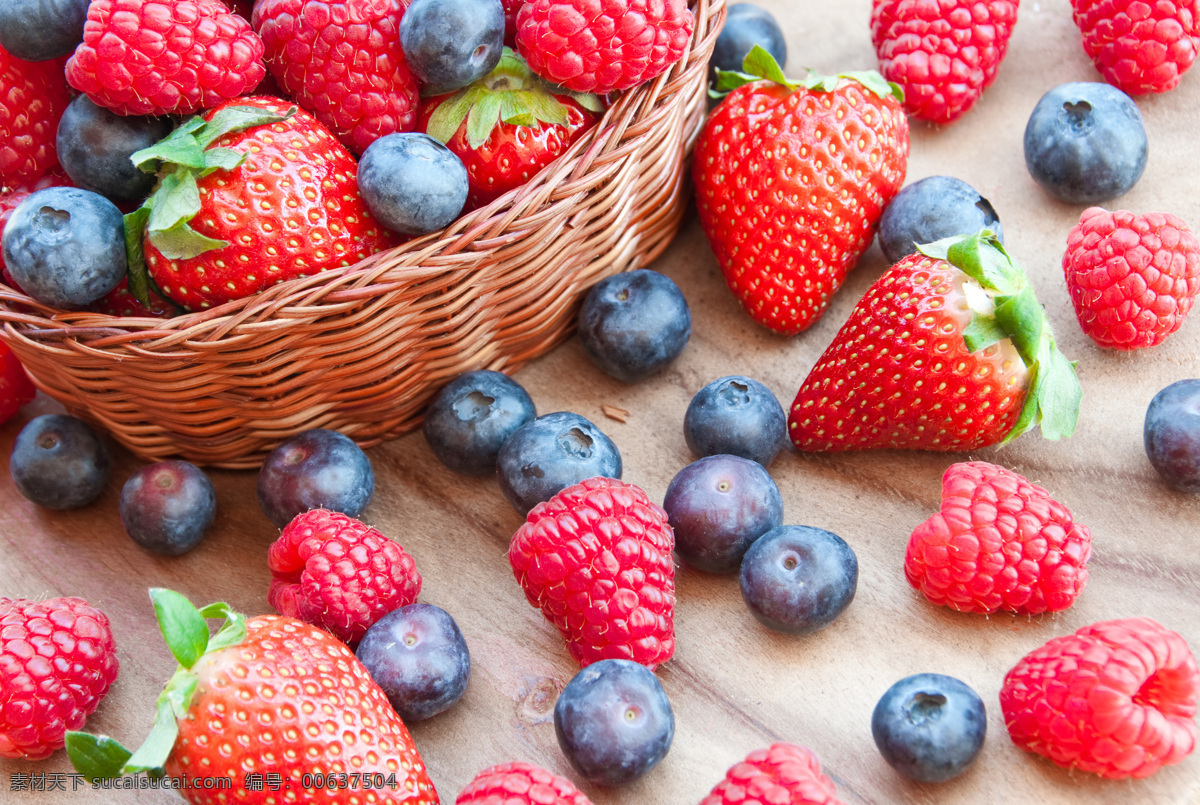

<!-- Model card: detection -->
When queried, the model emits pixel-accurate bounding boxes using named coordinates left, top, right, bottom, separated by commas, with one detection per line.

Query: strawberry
left=67, top=588, right=439, bottom=803
left=1071, top=0, right=1200, bottom=95
left=789, top=231, right=1081, bottom=452
left=420, top=49, right=605, bottom=211
left=88, top=277, right=178, bottom=318
left=693, top=47, right=909, bottom=335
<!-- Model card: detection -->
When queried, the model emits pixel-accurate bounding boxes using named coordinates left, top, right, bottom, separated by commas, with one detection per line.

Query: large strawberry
left=66, top=588, right=439, bottom=804
left=694, top=47, right=909, bottom=335
left=789, top=232, right=1081, bottom=452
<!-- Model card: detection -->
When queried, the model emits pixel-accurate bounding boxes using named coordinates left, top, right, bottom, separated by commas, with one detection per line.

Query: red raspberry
left=871, top=0, right=1020, bottom=124
left=515, top=0, right=695, bottom=93
left=700, top=743, right=846, bottom=805
left=0, top=341, right=36, bottom=425
left=0, top=597, right=120, bottom=760
left=905, top=461, right=1092, bottom=615
left=267, top=508, right=422, bottom=644
left=252, top=0, right=421, bottom=155
left=1072, top=0, right=1199, bottom=95
left=508, top=476, right=675, bottom=669
left=65, top=0, right=267, bottom=116
left=0, top=46, right=70, bottom=188
left=456, top=760, right=594, bottom=804
left=87, top=277, right=178, bottom=319
left=1000, top=617, right=1199, bottom=779
left=1064, top=206, right=1200, bottom=350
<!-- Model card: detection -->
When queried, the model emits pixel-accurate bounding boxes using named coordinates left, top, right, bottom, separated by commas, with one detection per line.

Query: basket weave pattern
left=0, top=0, right=723, bottom=469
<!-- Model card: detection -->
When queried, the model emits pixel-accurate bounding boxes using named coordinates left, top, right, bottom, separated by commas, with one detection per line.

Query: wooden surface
left=3, top=0, right=1200, bottom=802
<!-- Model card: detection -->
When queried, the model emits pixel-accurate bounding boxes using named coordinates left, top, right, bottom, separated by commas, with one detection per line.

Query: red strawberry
left=1063, top=206, right=1200, bottom=350
left=508, top=476, right=675, bottom=669
left=789, top=232, right=1081, bottom=452
left=67, top=589, right=439, bottom=802
left=871, top=0, right=1020, bottom=124
left=456, top=761, right=594, bottom=804
left=1000, top=617, right=1199, bottom=779
left=0, top=46, right=70, bottom=188
left=88, top=277, right=178, bottom=318
left=693, top=49, right=909, bottom=335
left=0, top=596, right=119, bottom=760
left=700, top=743, right=846, bottom=805
left=420, top=49, right=604, bottom=211
left=1072, top=0, right=1200, bottom=95
left=905, top=461, right=1092, bottom=614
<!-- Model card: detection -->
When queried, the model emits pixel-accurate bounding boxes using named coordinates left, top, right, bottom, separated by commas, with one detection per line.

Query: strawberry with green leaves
left=789, top=232, right=1082, bottom=452
left=693, top=46, right=909, bottom=335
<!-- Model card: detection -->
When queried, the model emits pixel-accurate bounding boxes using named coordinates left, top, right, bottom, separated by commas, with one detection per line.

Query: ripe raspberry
left=0, top=340, right=36, bottom=425
left=905, top=461, right=1092, bottom=614
left=508, top=476, right=675, bottom=669
left=65, top=0, right=267, bottom=116
left=1000, top=617, right=1199, bottom=779
left=871, top=0, right=1020, bottom=124
left=1064, top=206, right=1200, bottom=350
left=267, top=508, right=422, bottom=645
left=0, top=46, right=70, bottom=188
left=1072, top=0, right=1200, bottom=95
left=456, top=760, right=594, bottom=804
left=515, top=0, right=695, bottom=93
left=0, top=597, right=120, bottom=760
left=700, top=743, right=846, bottom=805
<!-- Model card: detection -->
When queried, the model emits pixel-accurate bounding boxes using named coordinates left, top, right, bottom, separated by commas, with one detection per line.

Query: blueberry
left=871, top=673, right=987, bottom=783
left=423, top=370, right=536, bottom=476
left=257, top=429, right=375, bottom=528
left=496, top=411, right=622, bottom=515
left=56, top=95, right=173, bottom=204
left=710, top=4, right=787, bottom=77
left=0, top=0, right=88, bottom=62
left=2, top=187, right=128, bottom=309
left=878, top=176, right=1004, bottom=264
left=355, top=603, right=471, bottom=722
left=119, top=461, right=217, bottom=556
left=684, top=375, right=786, bottom=466
left=663, top=454, right=783, bottom=573
left=739, top=525, right=858, bottom=634
left=358, top=132, right=469, bottom=235
left=1023, top=82, right=1148, bottom=204
left=577, top=269, right=692, bottom=383
left=1144, top=379, right=1200, bottom=492
left=554, top=659, right=674, bottom=787
left=10, top=414, right=110, bottom=510
left=400, top=0, right=505, bottom=94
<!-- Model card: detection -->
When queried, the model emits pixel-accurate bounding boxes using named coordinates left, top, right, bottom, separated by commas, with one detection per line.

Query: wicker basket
left=0, top=0, right=723, bottom=470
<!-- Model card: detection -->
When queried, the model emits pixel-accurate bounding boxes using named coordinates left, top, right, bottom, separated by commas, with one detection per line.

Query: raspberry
left=0, top=597, right=119, bottom=760
left=0, top=45, right=70, bottom=188
left=1064, top=206, right=1200, bottom=350
left=515, top=0, right=694, bottom=93
left=0, top=340, right=36, bottom=425
left=699, top=743, right=846, bottom=805
left=871, top=0, right=1020, bottom=124
left=267, top=508, right=422, bottom=644
left=1000, top=617, right=1199, bottom=779
left=1072, top=0, right=1200, bottom=95
left=456, top=760, right=594, bottom=804
left=87, top=277, right=177, bottom=319
left=508, top=476, right=675, bottom=669
left=64, top=0, right=266, bottom=116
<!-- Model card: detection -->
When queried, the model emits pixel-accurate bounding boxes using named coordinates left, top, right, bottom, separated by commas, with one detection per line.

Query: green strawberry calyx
left=711, top=44, right=903, bottom=102
left=65, top=588, right=247, bottom=782
left=917, top=231, right=1082, bottom=446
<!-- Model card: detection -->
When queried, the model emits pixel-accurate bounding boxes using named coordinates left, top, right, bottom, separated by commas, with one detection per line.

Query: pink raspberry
left=0, top=46, right=70, bottom=188
left=456, top=760, right=594, bottom=804
left=700, top=743, right=846, bottom=805
left=1072, top=0, right=1200, bottom=95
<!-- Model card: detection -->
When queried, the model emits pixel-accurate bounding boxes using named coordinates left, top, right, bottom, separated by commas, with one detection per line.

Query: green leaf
left=712, top=67, right=763, bottom=94
left=123, top=206, right=153, bottom=309
left=426, top=89, right=477, bottom=144
left=195, top=105, right=292, bottom=150
left=122, top=689, right=186, bottom=775
left=569, top=90, right=606, bottom=113
left=149, top=588, right=209, bottom=670
left=962, top=312, right=1007, bottom=353
left=200, top=147, right=248, bottom=176
left=741, top=44, right=792, bottom=87
left=130, top=118, right=207, bottom=172
left=992, top=285, right=1045, bottom=369
left=945, top=230, right=1017, bottom=293
left=510, top=90, right=569, bottom=129
left=1031, top=340, right=1082, bottom=441
left=466, top=91, right=505, bottom=150
left=832, top=70, right=903, bottom=102
left=200, top=602, right=247, bottom=654
left=146, top=171, right=202, bottom=236
left=66, top=733, right=133, bottom=782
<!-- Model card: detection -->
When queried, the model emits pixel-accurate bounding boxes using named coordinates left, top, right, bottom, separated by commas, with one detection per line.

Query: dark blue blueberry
left=400, top=0, right=505, bottom=94
left=1023, top=82, right=1148, bottom=204
left=496, top=411, right=622, bottom=515
left=56, top=95, right=173, bottom=203
left=119, top=460, right=217, bottom=556
left=1, top=187, right=128, bottom=309
left=684, top=375, right=786, bottom=466
left=871, top=673, right=987, bottom=783
left=878, top=176, right=1004, bottom=264
left=355, top=603, right=471, bottom=722
left=358, top=132, right=468, bottom=235
left=423, top=370, right=536, bottom=476
left=257, top=429, right=375, bottom=528
left=0, top=0, right=88, bottom=62
left=578, top=269, right=692, bottom=383
left=739, top=525, right=857, bottom=634
left=1144, top=379, right=1200, bottom=492
left=554, top=659, right=674, bottom=787
left=10, top=414, right=110, bottom=510
left=663, top=454, right=783, bottom=573
left=710, top=4, right=787, bottom=77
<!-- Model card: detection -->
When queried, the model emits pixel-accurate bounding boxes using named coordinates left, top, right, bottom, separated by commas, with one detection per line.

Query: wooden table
left=2, top=0, right=1199, bottom=802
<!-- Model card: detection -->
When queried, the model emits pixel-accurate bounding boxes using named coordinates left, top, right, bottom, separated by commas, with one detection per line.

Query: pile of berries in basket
left=2, top=0, right=1200, bottom=802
